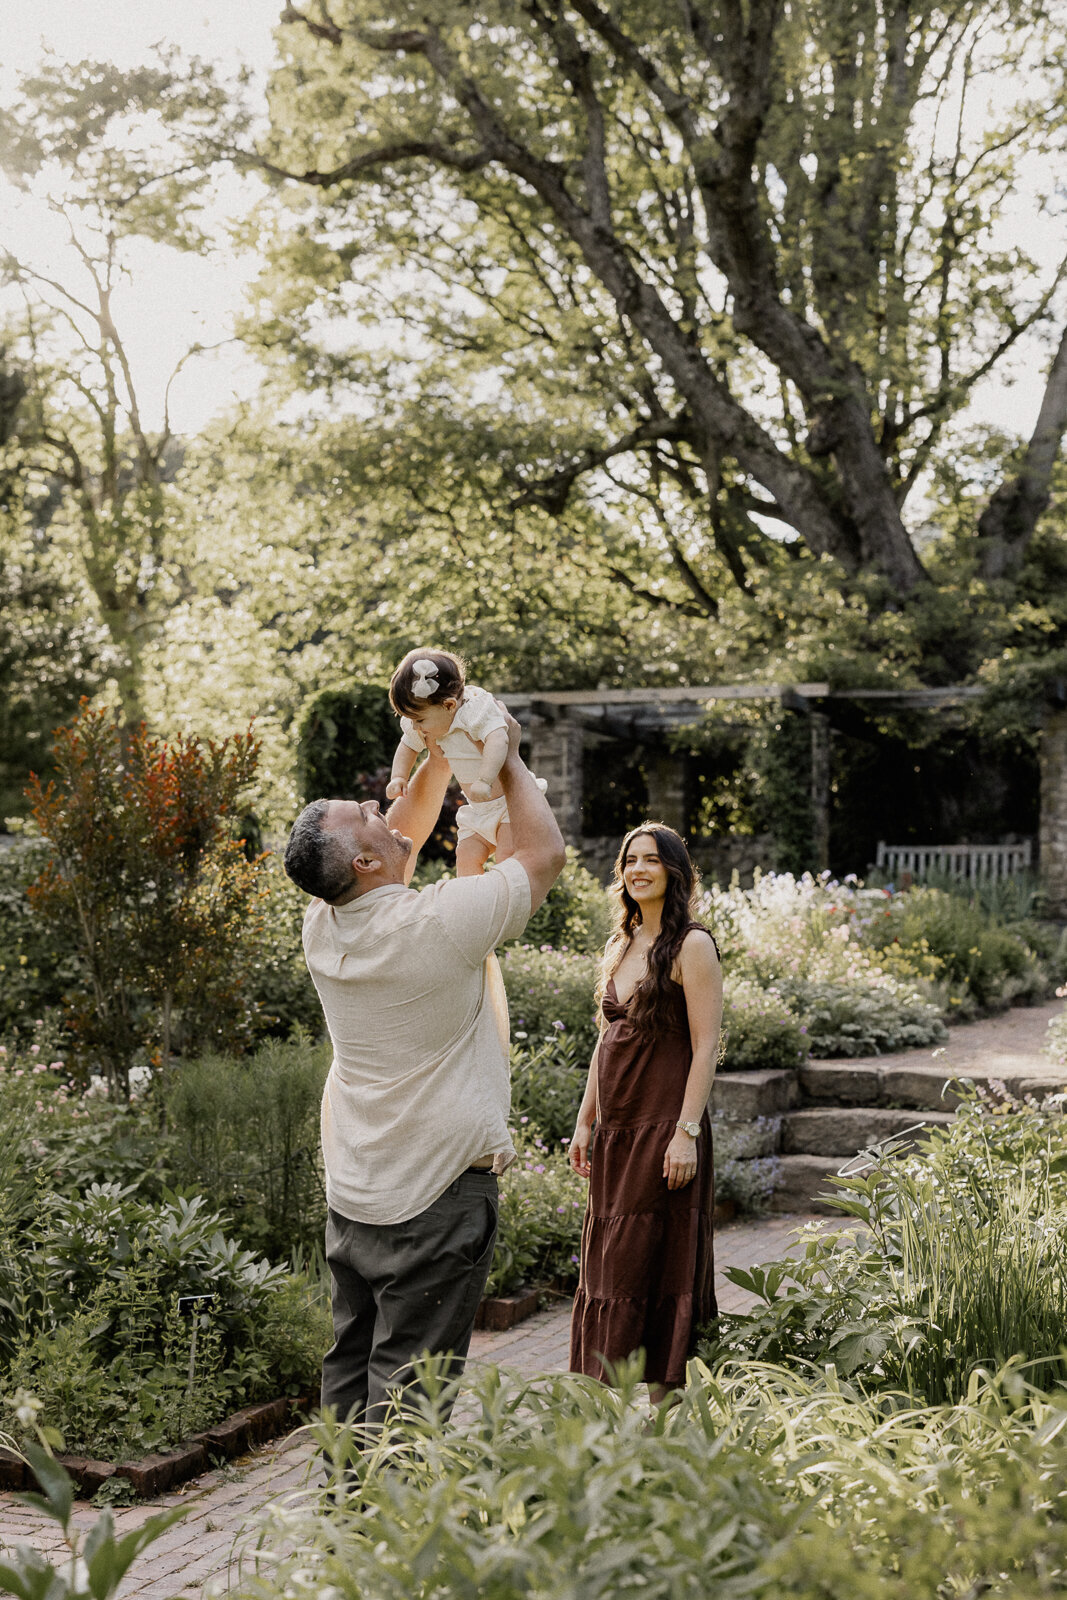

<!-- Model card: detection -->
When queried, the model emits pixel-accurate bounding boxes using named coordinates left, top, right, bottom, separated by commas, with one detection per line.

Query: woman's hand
left=663, top=1129, right=698, bottom=1190
left=569, top=1119, right=594, bottom=1179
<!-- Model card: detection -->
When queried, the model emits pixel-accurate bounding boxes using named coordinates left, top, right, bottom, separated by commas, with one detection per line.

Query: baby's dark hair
left=389, top=648, right=467, bottom=716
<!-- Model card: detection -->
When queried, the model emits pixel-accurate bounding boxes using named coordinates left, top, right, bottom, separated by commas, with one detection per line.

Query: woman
left=568, top=822, right=723, bottom=1403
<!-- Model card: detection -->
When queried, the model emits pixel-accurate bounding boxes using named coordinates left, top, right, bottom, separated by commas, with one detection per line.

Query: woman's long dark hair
left=598, top=822, right=702, bottom=1036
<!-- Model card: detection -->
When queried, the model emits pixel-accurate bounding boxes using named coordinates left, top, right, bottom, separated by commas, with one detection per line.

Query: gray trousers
left=321, top=1169, right=498, bottom=1438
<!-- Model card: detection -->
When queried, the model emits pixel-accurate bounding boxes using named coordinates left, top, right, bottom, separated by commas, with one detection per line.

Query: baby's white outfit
left=400, top=685, right=547, bottom=849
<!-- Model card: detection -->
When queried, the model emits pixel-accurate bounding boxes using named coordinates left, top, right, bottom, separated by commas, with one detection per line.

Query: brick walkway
left=0, top=1211, right=822, bottom=1599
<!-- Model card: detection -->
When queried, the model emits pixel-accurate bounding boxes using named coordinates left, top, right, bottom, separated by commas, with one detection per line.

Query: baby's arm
left=466, top=726, right=510, bottom=804
left=386, top=739, right=419, bottom=800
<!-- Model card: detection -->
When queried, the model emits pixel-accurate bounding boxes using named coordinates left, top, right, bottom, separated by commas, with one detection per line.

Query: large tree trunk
left=978, top=324, right=1067, bottom=580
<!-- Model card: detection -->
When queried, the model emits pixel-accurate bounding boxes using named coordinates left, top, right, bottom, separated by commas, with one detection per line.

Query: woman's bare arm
left=568, top=1030, right=603, bottom=1180
left=663, top=930, right=723, bottom=1190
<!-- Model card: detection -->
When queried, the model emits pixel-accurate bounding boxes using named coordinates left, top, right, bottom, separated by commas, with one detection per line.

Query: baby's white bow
left=411, top=658, right=440, bottom=698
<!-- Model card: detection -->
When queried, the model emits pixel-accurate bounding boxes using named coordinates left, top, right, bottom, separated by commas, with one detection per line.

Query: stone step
left=781, top=1106, right=956, bottom=1157
left=799, top=1059, right=1067, bottom=1111
left=768, top=1154, right=849, bottom=1215
left=712, top=1069, right=799, bottom=1120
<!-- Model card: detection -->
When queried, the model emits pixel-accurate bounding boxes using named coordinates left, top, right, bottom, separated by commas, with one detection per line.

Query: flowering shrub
left=713, top=1113, right=781, bottom=1212
left=777, top=976, right=946, bottom=1057
left=860, top=886, right=1049, bottom=1014
left=499, top=944, right=600, bottom=1057
left=510, top=1034, right=586, bottom=1145
left=720, top=976, right=806, bottom=1071
left=699, top=869, right=1051, bottom=1056
left=487, top=1128, right=585, bottom=1297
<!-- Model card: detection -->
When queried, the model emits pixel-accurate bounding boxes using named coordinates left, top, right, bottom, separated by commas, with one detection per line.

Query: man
left=283, top=710, right=564, bottom=1439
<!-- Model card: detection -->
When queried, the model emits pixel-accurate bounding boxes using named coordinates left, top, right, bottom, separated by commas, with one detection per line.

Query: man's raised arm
left=386, top=742, right=452, bottom=886
left=498, top=711, right=566, bottom=911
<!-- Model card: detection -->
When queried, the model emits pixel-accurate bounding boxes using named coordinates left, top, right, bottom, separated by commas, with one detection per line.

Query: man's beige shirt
left=302, top=857, right=531, bottom=1225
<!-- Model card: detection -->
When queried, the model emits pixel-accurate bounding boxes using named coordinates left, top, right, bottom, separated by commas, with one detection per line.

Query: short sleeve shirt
left=400, top=685, right=508, bottom=787
left=302, top=856, right=532, bottom=1224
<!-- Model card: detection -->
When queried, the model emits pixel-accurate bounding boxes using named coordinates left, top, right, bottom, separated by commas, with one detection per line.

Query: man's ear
left=353, top=853, right=382, bottom=878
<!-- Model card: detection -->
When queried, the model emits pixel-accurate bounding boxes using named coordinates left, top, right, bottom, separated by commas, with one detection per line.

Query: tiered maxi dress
left=569, top=949, right=717, bottom=1388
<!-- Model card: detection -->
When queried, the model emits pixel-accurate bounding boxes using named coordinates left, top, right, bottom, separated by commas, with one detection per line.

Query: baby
left=387, top=647, right=544, bottom=876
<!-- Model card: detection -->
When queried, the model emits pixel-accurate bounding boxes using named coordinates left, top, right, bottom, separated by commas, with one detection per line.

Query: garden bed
left=4, top=1395, right=313, bottom=1500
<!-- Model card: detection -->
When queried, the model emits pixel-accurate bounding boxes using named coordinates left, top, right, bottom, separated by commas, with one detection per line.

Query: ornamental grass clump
left=240, top=1356, right=1067, bottom=1600
left=703, top=1085, right=1067, bottom=1406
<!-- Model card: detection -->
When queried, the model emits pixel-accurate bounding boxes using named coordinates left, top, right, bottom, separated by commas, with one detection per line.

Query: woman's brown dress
left=569, top=945, right=717, bottom=1387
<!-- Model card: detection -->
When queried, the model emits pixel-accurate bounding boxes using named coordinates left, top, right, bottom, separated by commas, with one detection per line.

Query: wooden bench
left=875, top=839, right=1032, bottom=882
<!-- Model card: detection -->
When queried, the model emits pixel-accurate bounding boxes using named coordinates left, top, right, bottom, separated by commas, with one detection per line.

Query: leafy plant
left=26, top=703, right=265, bottom=1092
left=701, top=1085, right=1067, bottom=1404
left=165, top=1035, right=331, bottom=1260
left=509, top=1035, right=586, bottom=1147
left=499, top=944, right=600, bottom=1058
left=487, top=1129, right=584, bottom=1297
left=863, top=885, right=1049, bottom=1013
left=518, top=847, right=613, bottom=956
left=719, top=976, right=806, bottom=1070
left=10, top=1185, right=327, bottom=1458
left=778, top=975, right=946, bottom=1056
left=244, top=1355, right=1067, bottom=1600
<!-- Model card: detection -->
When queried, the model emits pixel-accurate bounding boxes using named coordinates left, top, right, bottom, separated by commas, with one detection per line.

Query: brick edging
left=7, top=1394, right=314, bottom=1500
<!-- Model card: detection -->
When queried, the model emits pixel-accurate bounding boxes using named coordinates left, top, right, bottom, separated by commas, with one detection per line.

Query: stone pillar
left=1039, top=708, right=1067, bottom=916
left=525, top=711, right=585, bottom=845
left=810, top=713, right=831, bottom=874
left=644, top=749, right=687, bottom=835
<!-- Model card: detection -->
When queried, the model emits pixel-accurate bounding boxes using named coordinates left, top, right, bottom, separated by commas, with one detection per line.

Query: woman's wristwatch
left=676, top=1120, right=701, bottom=1138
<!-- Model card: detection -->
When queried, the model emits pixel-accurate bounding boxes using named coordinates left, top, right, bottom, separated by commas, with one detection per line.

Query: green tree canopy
left=242, top=0, right=1067, bottom=631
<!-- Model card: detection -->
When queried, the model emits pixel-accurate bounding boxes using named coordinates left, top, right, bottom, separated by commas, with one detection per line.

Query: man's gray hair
left=283, top=800, right=357, bottom=902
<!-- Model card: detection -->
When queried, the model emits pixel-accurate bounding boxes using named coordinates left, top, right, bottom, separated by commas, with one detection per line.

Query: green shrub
left=720, top=976, right=806, bottom=1070
left=248, top=1357, right=1067, bottom=1600
left=519, top=847, right=613, bottom=955
left=488, top=1128, right=585, bottom=1297
left=701, top=1084, right=1067, bottom=1404
left=11, top=1185, right=328, bottom=1459
left=509, top=1035, right=586, bottom=1146
left=241, top=853, right=325, bottom=1040
left=863, top=885, right=1050, bottom=1012
left=295, top=683, right=398, bottom=801
left=165, top=1035, right=331, bottom=1261
left=499, top=944, right=600, bottom=1057
left=0, top=840, right=78, bottom=1048
left=780, top=975, right=947, bottom=1056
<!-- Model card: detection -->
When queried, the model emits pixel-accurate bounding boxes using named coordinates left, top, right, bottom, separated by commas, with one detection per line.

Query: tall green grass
left=166, top=1034, right=331, bottom=1261
left=705, top=1087, right=1067, bottom=1405
left=231, top=1357, right=1067, bottom=1600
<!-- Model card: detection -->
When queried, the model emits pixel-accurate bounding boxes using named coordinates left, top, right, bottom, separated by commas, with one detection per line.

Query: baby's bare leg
left=494, top=819, right=514, bottom=863
left=456, top=836, right=493, bottom=876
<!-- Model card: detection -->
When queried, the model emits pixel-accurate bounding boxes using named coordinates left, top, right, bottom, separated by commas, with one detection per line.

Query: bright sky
left=0, top=0, right=282, bottom=434
left=0, top=1, right=1062, bottom=445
